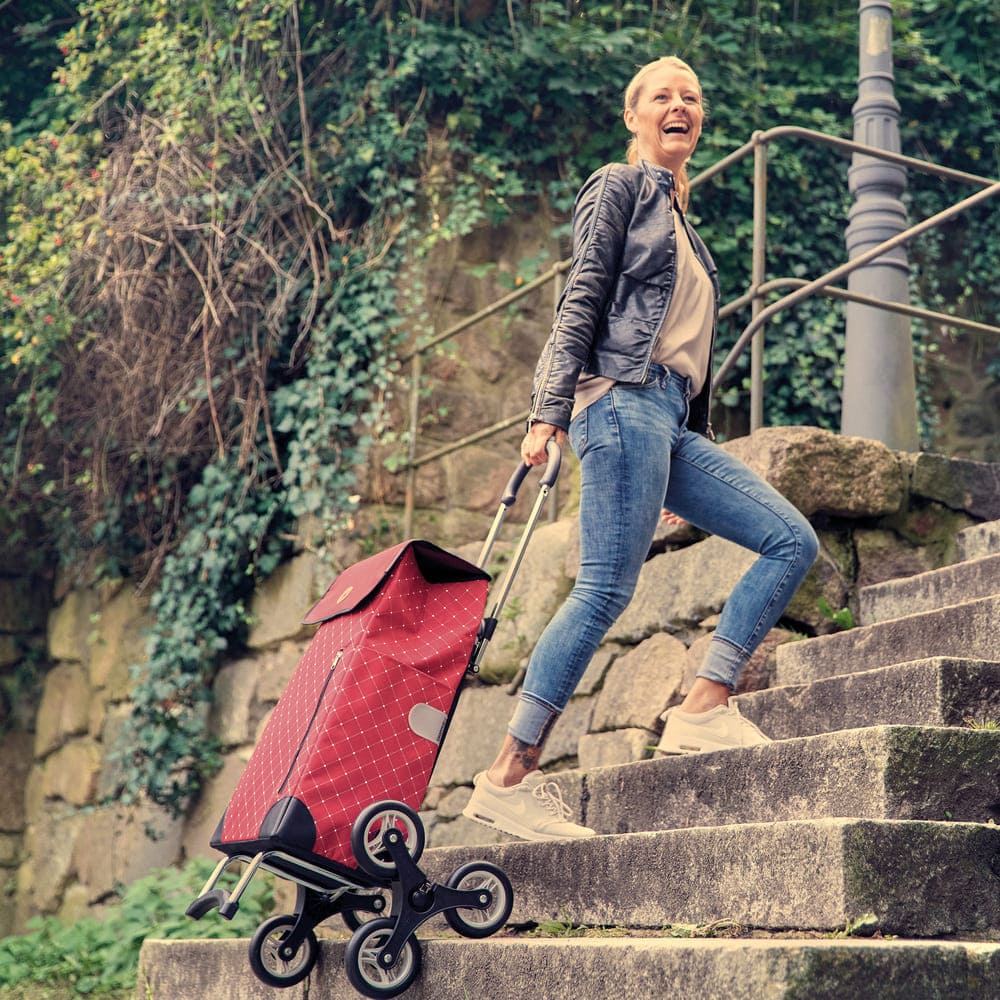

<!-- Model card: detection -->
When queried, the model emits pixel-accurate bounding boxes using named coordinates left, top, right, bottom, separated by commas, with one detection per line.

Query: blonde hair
left=624, top=56, right=702, bottom=210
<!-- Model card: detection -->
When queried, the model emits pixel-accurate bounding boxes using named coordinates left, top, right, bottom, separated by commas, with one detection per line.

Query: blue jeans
left=509, top=365, right=819, bottom=747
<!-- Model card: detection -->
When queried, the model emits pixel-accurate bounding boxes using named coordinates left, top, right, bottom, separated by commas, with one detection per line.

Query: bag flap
left=302, top=539, right=489, bottom=625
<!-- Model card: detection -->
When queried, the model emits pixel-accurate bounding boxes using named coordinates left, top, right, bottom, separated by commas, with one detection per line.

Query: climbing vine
left=1, top=0, right=998, bottom=815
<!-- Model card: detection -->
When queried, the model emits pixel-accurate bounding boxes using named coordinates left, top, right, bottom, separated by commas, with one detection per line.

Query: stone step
left=738, top=657, right=1000, bottom=740
left=858, top=553, right=1000, bottom=624
left=558, top=725, right=1000, bottom=838
left=138, top=935, right=1000, bottom=1000
left=420, top=818, right=1000, bottom=938
left=775, top=596, right=1000, bottom=685
left=436, top=664, right=1000, bottom=847
left=958, top=519, right=1000, bottom=561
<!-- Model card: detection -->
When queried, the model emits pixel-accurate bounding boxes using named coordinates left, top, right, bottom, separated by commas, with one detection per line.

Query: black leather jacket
left=529, top=159, right=720, bottom=436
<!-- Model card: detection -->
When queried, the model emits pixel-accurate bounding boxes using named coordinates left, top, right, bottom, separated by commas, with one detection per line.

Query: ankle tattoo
left=510, top=738, right=541, bottom=772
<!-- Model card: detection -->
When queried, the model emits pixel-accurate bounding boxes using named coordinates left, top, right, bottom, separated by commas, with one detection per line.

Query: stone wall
left=357, top=206, right=565, bottom=537
left=924, top=328, right=1000, bottom=463
left=3, top=426, right=998, bottom=932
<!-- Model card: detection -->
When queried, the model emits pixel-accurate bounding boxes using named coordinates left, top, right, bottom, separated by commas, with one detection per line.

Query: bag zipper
left=276, top=648, right=344, bottom=795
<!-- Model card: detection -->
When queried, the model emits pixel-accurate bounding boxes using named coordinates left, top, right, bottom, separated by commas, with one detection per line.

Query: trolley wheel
left=247, top=914, right=319, bottom=988
left=443, top=861, right=514, bottom=938
left=344, top=917, right=421, bottom=999
left=351, top=801, right=425, bottom=879
left=342, top=888, right=391, bottom=931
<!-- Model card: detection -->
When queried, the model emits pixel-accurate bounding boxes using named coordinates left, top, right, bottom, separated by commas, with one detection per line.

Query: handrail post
left=551, top=265, right=565, bottom=318
left=402, top=351, right=421, bottom=539
left=750, top=135, right=768, bottom=432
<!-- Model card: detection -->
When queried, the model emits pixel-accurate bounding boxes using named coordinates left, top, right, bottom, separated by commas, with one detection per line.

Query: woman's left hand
left=522, top=422, right=567, bottom=466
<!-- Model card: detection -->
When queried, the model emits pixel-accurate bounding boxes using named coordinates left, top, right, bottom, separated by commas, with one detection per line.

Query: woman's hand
left=521, top=422, right=567, bottom=466
left=661, top=508, right=687, bottom=526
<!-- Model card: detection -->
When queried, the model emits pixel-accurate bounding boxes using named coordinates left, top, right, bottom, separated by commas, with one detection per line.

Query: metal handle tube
left=470, top=442, right=562, bottom=671
left=476, top=503, right=511, bottom=571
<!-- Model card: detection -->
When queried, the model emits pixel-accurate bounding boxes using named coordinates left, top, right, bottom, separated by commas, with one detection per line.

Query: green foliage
left=526, top=914, right=589, bottom=938
left=0, top=640, right=45, bottom=737
left=963, top=715, right=1000, bottom=731
left=0, top=2, right=79, bottom=127
left=825, top=912, right=881, bottom=939
left=116, top=456, right=286, bottom=814
left=680, top=0, right=1000, bottom=439
left=663, top=918, right=743, bottom=938
left=817, top=597, right=855, bottom=632
left=0, top=857, right=274, bottom=995
left=1, top=0, right=429, bottom=815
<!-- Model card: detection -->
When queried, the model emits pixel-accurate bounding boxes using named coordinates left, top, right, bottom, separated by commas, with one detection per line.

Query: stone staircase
left=138, top=519, right=1000, bottom=999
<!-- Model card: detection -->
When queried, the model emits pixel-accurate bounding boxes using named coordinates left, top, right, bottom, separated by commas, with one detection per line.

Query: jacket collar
left=639, top=159, right=677, bottom=194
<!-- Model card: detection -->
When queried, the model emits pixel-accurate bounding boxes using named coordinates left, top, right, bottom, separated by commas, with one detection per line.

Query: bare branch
left=62, top=76, right=128, bottom=140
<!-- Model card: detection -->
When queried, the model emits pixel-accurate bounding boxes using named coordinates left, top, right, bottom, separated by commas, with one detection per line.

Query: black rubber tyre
left=342, top=888, right=391, bottom=930
left=344, top=917, right=421, bottom=999
left=350, top=801, right=425, bottom=879
left=247, top=914, right=318, bottom=988
left=443, top=861, right=514, bottom=938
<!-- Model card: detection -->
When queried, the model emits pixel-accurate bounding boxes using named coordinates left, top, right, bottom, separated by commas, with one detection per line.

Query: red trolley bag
left=213, top=537, right=491, bottom=868
left=187, top=443, right=561, bottom=998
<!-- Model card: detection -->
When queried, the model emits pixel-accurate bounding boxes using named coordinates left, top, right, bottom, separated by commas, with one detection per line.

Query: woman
left=463, top=57, right=819, bottom=841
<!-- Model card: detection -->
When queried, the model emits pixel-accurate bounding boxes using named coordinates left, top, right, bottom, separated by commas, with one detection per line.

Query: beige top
left=571, top=206, right=714, bottom=421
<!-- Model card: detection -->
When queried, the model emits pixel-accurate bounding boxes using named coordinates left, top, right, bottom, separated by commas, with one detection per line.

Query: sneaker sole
left=654, top=743, right=700, bottom=755
left=461, top=805, right=583, bottom=843
left=655, top=739, right=772, bottom=755
left=654, top=741, right=722, bottom=755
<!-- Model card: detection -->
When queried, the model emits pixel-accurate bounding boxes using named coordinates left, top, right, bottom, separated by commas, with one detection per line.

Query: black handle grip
left=501, top=440, right=562, bottom=506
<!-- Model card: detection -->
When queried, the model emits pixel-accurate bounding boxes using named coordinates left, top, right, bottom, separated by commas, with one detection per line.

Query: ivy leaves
left=117, top=456, right=286, bottom=815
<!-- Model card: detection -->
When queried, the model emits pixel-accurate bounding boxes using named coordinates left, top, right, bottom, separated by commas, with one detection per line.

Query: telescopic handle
left=469, top=437, right=563, bottom=672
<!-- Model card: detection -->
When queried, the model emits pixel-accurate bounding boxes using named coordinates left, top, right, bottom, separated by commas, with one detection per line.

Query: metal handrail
left=714, top=178, right=1000, bottom=389
left=698, top=127, right=1000, bottom=410
left=396, top=125, right=1000, bottom=537
left=734, top=279, right=1000, bottom=338
left=398, top=260, right=568, bottom=530
left=693, top=125, right=998, bottom=193
left=398, top=260, right=571, bottom=364
left=399, top=272, right=997, bottom=479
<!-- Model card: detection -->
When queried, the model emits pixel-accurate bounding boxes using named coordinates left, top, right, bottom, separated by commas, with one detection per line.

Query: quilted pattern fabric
left=217, top=542, right=489, bottom=868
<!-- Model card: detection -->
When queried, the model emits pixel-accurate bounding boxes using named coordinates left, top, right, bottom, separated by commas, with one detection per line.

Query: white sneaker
left=462, top=771, right=596, bottom=842
left=655, top=702, right=771, bottom=755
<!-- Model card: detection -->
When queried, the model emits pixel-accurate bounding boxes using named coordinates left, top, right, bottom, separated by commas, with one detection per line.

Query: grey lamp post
left=841, top=0, right=919, bottom=450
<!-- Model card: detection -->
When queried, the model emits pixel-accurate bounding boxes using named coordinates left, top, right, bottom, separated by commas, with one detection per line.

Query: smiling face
left=623, top=61, right=703, bottom=175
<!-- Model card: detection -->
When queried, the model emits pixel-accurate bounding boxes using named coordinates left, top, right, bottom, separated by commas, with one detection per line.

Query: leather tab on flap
left=302, top=540, right=410, bottom=625
left=408, top=703, right=448, bottom=744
